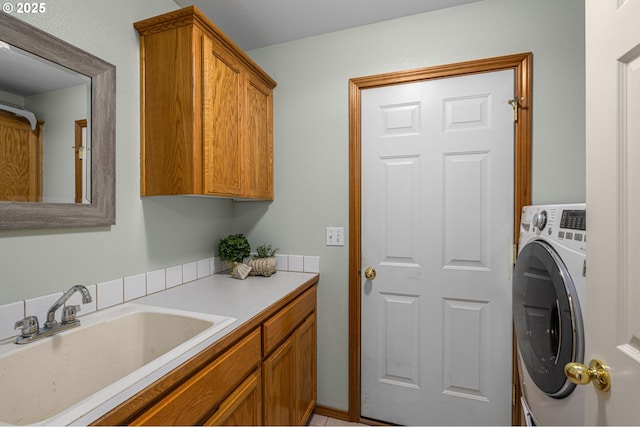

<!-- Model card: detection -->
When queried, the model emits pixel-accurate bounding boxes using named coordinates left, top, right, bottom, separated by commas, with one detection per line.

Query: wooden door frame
left=74, top=119, right=87, bottom=204
left=348, top=52, right=532, bottom=424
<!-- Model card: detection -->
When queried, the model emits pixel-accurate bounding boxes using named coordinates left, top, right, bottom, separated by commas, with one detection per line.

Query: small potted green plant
left=218, top=234, right=251, bottom=278
left=247, top=243, right=278, bottom=277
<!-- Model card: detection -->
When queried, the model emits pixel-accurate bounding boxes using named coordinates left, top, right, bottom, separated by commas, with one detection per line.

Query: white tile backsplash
left=67, top=284, right=97, bottom=316
left=288, top=255, right=304, bottom=272
left=124, top=274, right=146, bottom=301
left=197, top=258, right=210, bottom=279
left=97, top=279, right=123, bottom=310
left=210, top=257, right=225, bottom=274
left=146, top=269, right=166, bottom=294
left=166, top=265, right=183, bottom=289
left=1, top=253, right=319, bottom=340
left=304, top=256, right=320, bottom=274
left=25, top=292, right=62, bottom=323
left=0, top=301, right=24, bottom=341
left=276, top=254, right=289, bottom=271
left=183, top=261, right=198, bottom=283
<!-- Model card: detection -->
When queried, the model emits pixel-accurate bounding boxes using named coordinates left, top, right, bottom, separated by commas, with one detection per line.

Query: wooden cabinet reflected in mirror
left=0, top=109, right=43, bottom=202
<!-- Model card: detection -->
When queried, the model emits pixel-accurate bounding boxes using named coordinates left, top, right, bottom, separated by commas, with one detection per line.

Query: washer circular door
left=513, top=240, right=584, bottom=399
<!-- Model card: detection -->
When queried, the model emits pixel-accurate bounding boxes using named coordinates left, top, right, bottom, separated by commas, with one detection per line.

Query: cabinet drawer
left=263, top=287, right=316, bottom=355
left=132, top=329, right=261, bottom=426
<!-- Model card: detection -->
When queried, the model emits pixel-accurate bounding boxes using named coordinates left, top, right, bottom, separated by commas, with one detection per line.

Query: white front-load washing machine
left=513, top=204, right=586, bottom=426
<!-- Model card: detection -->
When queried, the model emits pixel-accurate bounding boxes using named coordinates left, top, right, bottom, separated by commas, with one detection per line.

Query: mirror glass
left=0, top=12, right=115, bottom=229
left=0, top=42, right=92, bottom=204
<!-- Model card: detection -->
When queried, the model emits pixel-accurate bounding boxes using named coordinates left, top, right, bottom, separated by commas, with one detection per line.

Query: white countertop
left=34, top=271, right=317, bottom=426
left=135, top=271, right=318, bottom=326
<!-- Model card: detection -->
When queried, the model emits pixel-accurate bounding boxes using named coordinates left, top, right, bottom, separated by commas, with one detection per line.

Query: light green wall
left=241, top=0, right=585, bottom=411
left=0, top=0, right=235, bottom=304
left=26, top=84, right=89, bottom=203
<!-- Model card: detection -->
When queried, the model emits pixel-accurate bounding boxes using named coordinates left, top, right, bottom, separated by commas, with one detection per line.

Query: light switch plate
left=326, top=227, right=344, bottom=246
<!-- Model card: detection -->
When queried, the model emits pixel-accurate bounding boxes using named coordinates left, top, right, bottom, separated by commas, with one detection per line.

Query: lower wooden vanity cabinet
left=294, top=313, right=317, bottom=424
left=132, top=329, right=261, bottom=426
left=92, top=282, right=317, bottom=426
left=262, top=287, right=317, bottom=425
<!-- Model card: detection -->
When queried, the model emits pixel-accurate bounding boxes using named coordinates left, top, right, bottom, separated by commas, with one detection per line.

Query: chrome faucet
left=45, top=285, right=92, bottom=328
left=14, top=285, right=92, bottom=344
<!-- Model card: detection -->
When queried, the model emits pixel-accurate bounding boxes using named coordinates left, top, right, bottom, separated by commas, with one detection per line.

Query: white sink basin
left=0, top=303, right=235, bottom=426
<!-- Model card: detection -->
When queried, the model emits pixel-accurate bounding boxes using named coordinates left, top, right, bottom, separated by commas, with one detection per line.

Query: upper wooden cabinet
left=134, top=6, right=276, bottom=199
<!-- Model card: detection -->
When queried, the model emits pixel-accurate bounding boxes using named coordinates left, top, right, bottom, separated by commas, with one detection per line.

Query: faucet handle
left=62, top=305, right=81, bottom=324
left=15, top=316, right=39, bottom=337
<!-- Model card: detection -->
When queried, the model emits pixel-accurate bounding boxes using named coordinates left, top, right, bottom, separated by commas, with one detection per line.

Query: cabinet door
left=262, top=335, right=296, bottom=425
left=139, top=25, right=197, bottom=196
left=243, top=74, right=273, bottom=199
left=295, top=314, right=317, bottom=425
left=0, top=111, right=42, bottom=202
left=202, top=36, right=243, bottom=197
left=205, top=369, right=262, bottom=426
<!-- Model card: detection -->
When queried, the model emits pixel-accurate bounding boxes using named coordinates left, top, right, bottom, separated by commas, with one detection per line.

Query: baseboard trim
left=313, top=405, right=350, bottom=422
left=314, top=404, right=391, bottom=426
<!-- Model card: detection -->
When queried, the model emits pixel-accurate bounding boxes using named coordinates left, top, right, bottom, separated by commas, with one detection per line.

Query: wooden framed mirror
left=0, top=11, right=115, bottom=229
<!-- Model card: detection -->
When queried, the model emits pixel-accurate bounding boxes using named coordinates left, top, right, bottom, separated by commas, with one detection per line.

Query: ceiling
left=0, top=42, right=89, bottom=98
left=173, top=0, right=483, bottom=50
left=1, top=1, right=482, bottom=101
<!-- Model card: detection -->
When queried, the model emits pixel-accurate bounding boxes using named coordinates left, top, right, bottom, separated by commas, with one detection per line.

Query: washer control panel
left=519, top=204, right=586, bottom=254
left=532, top=210, right=547, bottom=231
left=559, top=209, right=586, bottom=231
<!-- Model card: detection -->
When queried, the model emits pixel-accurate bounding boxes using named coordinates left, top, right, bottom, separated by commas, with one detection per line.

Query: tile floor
left=309, top=413, right=366, bottom=426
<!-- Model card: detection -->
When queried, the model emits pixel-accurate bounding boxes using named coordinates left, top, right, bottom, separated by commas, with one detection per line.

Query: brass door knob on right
left=564, top=359, right=611, bottom=392
left=364, top=267, right=376, bottom=280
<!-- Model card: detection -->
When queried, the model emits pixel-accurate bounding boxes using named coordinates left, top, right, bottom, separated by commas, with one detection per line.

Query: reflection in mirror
left=0, top=42, right=92, bottom=204
left=0, top=12, right=115, bottom=229
left=74, top=119, right=90, bottom=204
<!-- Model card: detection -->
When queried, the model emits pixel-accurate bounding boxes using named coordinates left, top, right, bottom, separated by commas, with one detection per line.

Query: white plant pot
left=247, top=257, right=277, bottom=277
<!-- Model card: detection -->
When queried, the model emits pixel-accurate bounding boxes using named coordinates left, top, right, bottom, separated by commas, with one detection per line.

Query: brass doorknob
left=564, top=359, right=611, bottom=392
left=364, top=267, right=376, bottom=280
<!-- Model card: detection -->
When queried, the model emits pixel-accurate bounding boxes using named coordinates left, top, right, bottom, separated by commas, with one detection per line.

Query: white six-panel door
left=360, top=70, right=514, bottom=425
left=584, top=0, right=640, bottom=424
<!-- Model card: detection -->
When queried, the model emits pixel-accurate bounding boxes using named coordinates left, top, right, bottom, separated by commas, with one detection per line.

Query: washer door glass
left=513, top=240, right=584, bottom=398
